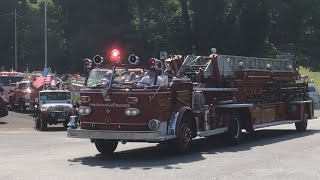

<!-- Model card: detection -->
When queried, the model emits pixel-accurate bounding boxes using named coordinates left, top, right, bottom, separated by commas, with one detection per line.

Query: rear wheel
left=295, top=112, right=308, bottom=132
left=225, top=113, right=241, bottom=145
left=95, top=139, right=118, bottom=155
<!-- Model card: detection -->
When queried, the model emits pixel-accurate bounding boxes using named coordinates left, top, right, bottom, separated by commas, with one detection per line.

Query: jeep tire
left=39, top=114, right=47, bottom=130
left=35, top=115, right=41, bottom=129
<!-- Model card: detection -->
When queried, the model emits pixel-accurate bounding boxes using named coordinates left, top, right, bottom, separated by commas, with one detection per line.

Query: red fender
left=175, top=106, right=194, bottom=137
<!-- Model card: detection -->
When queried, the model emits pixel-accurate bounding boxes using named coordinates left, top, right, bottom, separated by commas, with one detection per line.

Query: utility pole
left=44, top=1, right=47, bottom=69
left=14, top=8, right=17, bottom=71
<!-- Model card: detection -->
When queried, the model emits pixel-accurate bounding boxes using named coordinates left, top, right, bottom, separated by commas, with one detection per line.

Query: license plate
left=58, top=118, right=65, bottom=122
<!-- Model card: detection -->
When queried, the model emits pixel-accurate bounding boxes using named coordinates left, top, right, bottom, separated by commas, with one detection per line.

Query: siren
left=149, top=58, right=157, bottom=67
left=83, top=58, right=92, bottom=68
left=128, top=54, right=139, bottom=65
left=110, top=49, right=120, bottom=62
left=149, top=58, right=164, bottom=74
left=93, top=55, right=104, bottom=65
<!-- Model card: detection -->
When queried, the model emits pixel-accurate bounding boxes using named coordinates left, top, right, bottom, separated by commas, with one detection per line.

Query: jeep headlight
left=79, top=106, right=91, bottom=115
left=47, top=106, right=53, bottom=112
left=125, top=108, right=140, bottom=116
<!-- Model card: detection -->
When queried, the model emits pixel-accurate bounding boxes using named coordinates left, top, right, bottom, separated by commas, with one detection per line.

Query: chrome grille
left=49, top=106, right=69, bottom=112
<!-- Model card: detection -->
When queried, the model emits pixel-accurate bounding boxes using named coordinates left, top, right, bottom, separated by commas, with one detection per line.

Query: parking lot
left=1, top=110, right=320, bottom=179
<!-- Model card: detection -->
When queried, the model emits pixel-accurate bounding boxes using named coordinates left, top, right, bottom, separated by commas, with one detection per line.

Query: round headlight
left=78, top=107, right=85, bottom=114
left=125, top=108, right=132, bottom=116
left=48, top=106, right=53, bottom=112
left=148, top=119, right=161, bottom=131
left=125, top=108, right=140, bottom=116
left=84, top=107, right=91, bottom=114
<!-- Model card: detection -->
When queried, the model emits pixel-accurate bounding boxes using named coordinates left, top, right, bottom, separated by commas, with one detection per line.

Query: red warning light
left=149, top=58, right=156, bottom=66
left=111, top=49, right=120, bottom=58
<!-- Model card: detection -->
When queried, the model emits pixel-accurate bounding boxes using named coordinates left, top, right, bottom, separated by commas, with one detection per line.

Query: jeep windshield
left=86, top=67, right=146, bottom=88
left=40, top=92, right=71, bottom=101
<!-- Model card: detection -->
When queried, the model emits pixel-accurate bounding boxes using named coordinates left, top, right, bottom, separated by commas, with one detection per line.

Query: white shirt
left=139, top=76, right=163, bottom=86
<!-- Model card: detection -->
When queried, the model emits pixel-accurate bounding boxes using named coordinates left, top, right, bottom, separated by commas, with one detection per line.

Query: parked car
left=308, top=84, right=320, bottom=103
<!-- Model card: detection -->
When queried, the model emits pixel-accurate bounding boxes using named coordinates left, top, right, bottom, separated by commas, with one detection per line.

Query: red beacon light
left=110, top=49, right=120, bottom=62
left=149, top=58, right=157, bottom=66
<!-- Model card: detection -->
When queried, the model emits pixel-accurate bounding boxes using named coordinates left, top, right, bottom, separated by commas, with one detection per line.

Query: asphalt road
left=1, top=110, right=320, bottom=179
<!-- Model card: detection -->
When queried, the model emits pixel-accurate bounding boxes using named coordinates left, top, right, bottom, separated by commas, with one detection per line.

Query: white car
left=308, top=84, right=320, bottom=103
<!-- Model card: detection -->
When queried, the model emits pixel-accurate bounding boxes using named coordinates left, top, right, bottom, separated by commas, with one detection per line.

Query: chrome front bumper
left=67, top=128, right=176, bottom=142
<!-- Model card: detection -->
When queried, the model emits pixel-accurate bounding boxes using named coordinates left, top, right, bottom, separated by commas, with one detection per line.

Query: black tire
left=40, top=114, right=47, bottom=130
left=9, top=100, right=14, bottom=111
left=295, top=112, right=308, bottom=132
left=95, top=139, right=118, bottom=155
left=33, top=109, right=37, bottom=117
left=35, top=115, right=41, bottom=129
left=63, top=117, right=70, bottom=129
left=19, top=100, right=26, bottom=112
left=174, top=122, right=193, bottom=153
left=225, top=113, right=241, bottom=145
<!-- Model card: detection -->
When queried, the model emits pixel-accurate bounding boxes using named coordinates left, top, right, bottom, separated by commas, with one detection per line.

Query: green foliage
left=1, top=0, right=320, bottom=72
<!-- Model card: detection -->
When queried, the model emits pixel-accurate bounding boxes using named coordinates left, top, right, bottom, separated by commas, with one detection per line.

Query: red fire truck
left=67, top=50, right=314, bottom=155
left=0, top=71, right=24, bottom=100
left=8, top=80, right=39, bottom=112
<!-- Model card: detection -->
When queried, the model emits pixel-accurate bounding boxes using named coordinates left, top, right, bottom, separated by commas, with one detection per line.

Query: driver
left=138, top=70, right=163, bottom=86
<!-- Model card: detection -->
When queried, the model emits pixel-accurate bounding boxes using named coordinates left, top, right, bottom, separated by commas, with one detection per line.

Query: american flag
left=33, top=68, right=51, bottom=89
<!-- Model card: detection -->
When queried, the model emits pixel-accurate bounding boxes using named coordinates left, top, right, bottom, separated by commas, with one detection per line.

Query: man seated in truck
left=138, top=70, right=163, bottom=86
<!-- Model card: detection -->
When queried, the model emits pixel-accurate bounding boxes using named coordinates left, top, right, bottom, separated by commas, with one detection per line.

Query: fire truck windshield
left=86, top=67, right=146, bottom=88
left=18, top=82, right=35, bottom=89
left=0, top=76, right=23, bottom=86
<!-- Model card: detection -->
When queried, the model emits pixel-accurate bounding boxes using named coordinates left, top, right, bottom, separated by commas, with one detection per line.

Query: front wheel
left=39, top=114, right=47, bottom=131
left=95, top=139, right=118, bottom=155
left=295, top=113, right=308, bottom=132
left=63, top=117, right=70, bottom=129
left=174, top=123, right=193, bottom=153
left=9, top=100, right=14, bottom=111
left=19, top=100, right=26, bottom=112
left=35, top=115, right=41, bottom=129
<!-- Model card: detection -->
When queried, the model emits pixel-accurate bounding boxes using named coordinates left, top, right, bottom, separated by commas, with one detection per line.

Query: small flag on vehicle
left=33, top=68, right=51, bottom=89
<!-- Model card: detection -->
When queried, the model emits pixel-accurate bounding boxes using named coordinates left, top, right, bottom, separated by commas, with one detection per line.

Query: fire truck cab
left=8, top=80, right=39, bottom=112
left=68, top=50, right=314, bottom=155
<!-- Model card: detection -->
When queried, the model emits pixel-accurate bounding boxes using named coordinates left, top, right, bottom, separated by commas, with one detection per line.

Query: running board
left=197, top=127, right=228, bottom=137
left=253, top=120, right=300, bottom=129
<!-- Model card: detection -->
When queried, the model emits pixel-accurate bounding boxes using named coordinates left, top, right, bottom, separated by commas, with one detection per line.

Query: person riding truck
left=138, top=69, right=163, bottom=86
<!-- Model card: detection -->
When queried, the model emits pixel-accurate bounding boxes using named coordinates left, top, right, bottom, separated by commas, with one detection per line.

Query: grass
left=299, top=66, right=320, bottom=91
